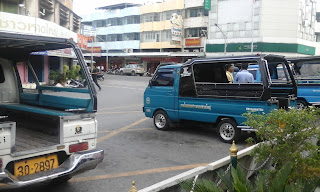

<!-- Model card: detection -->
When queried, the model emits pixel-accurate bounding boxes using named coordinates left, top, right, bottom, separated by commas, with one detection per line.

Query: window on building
left=189, top=8, right=207, bottom=18
left=161, top=30, right=171, bottom=41
left=316, top=12, right=320, bottom=22
left=127, top=16, right=140, bottom=24
left=185, top=27, right=207, bottom=38
left=1, top=0, right=18, bottom=14
left=95, top=20, right=105, bottom=28
left=153, top=13, right=160, bottom=22
left=116, top=18, right=122, bottom=26
left=97, top=35, right=106, bottom=42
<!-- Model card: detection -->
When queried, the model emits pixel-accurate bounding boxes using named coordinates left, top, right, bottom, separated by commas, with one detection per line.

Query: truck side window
left=152, top=72, right=174, bottom=86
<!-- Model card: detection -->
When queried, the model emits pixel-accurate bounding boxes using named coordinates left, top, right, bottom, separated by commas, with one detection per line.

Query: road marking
left=98, top=128, right=153, bottom=133
left=97, top=111, right=141, bottom=115
left=99, top=104, right=141, bottom=111
left=97, top=117, right=149, bottom=143
left=102, top=85, right=145, bottom=91
left=69, top=163, right=208, bottom=183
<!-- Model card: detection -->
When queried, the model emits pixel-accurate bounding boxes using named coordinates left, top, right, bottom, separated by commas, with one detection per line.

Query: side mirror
left=149, top=80, right=153, bottom=88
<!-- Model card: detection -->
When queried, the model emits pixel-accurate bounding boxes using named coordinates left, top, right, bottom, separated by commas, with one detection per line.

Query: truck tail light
left=69, top=142, right=88, bottom=153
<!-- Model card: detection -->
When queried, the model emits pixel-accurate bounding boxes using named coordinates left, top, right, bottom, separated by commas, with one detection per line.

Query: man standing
left=235, top=63, right=254, bottom=83
left=225, top=64, right=234, bottom=83
left=91, top=66, right=101, bottom=91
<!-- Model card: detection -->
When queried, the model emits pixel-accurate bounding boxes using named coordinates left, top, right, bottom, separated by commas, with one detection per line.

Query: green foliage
left=49, top=70, right=59, bottom=80
left=244, top=109, right=320, bottom=182
left=179, top=163, right=318, bottom=192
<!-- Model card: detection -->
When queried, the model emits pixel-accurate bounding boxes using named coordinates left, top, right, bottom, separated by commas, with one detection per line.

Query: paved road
left=7, top=75, right=246, bottom=192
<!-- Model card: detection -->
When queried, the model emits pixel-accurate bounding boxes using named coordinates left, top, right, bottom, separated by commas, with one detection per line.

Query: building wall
left=185, top=0, right=204, bottom=9
left=82, top=6, right=141, bottom=22
left=96, top=24, right=140, bottom=35
left=93, top=41, right=140, bottom=50
left=207, top=0, right=317, bottom=56
left=140, top=0, right=184, bottom=49
left=140, top=0, right=184, bottom=14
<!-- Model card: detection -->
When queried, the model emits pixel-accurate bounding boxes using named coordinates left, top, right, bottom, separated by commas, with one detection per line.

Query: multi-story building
left=206, top=0, right=317, bottom=57
left=140, top=0, right=184, bottom=52
left=0, top=0, right=80, bottom=84
left=183, top=0, right=209, bottom=52
left=81, top=3, right=142, bottom=68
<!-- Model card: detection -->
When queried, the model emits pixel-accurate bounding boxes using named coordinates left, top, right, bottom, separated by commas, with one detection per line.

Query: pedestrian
left=235, top=63, right=254, bottom=83
left=91, top=66, right=101, bottom=91
left=225, top=64, right=234, bottom=83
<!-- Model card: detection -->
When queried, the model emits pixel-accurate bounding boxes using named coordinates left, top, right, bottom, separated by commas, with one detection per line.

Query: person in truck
left=225, top=64, right=234, bottom=83
left=235, top=63, right=254, bottom=83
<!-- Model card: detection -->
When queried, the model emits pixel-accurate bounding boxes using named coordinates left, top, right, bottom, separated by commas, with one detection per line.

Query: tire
left=131, top=71, right=136, bottom=76
left=153, top=110, right=171, bottom=131
left=51, top=175, right=72, bottom=184
left=297, top=100, right=308, bottom=110
left=217, top=119, right=240, bottom=143
left=120, top=71, right=123, bottom=75
left=98, top=76, right=105, bottom=81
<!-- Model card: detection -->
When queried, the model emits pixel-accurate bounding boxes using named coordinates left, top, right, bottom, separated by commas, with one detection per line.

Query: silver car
left=120, top=64, right=145, bottom=76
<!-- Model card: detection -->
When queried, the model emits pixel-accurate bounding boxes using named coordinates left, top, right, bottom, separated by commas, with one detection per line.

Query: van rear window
left=153, top=72, right=174, bottom=86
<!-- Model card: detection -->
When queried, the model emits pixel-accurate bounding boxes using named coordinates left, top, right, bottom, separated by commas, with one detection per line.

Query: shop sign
left=87, top=47, right=102, bottom=53
left=77, top=34, right=88, bottom=49
left=0, top=12, right=77, bottom=42
left=204, top=0, right=211, bottom=10
left=185, top=38, right=201, bottom=47
left=170, top=13, right=183, bottom=45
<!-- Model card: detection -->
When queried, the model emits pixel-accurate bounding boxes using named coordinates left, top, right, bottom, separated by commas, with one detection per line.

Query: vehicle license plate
left=14, top=154, right=59, bottom=177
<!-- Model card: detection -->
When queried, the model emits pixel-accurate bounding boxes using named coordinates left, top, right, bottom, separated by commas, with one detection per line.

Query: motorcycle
left=97, top=72, right=104, bottom=81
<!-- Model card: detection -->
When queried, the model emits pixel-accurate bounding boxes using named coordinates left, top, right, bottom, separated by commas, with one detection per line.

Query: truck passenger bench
left=0, top=103, right=73, bottom=117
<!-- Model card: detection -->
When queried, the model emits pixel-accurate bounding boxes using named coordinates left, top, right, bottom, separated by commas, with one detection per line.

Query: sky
left=73, top=0, right=161, bottom=16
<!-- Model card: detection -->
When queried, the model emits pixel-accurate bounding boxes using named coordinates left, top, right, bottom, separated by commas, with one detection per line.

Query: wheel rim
left=155, top=114, right=166, bottom=129
left=132, top=71, right=135, bottom=75
left=297, top=102, right=305, bottom=110
left=219, top=123, right=235, bottom=141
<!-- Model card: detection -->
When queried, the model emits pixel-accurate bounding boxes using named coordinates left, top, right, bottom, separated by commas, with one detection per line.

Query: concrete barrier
left=139, top=144, right=257, bottom=192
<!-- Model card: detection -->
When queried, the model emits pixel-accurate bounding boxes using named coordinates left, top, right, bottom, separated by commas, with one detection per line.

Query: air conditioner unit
left=200, top=48, right=205, bottom=52
left=183, top=50, right=189, bottom=52
left=123, top=48, right=129, bottom=53
left=128, top=48, right=133, bottom=53
left=193, top=49, right=200, bottom=52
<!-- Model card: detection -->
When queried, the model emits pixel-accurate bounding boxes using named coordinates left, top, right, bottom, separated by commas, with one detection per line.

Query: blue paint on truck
left=144, top=55, right=297, bottom=143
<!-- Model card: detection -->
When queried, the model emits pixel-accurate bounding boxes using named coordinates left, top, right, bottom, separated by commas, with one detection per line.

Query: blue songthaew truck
left=288, top=57, right=320, bottom=109
left=143, top=55, right=297, bottom=143
left=247, top=56, right=320, bottom=109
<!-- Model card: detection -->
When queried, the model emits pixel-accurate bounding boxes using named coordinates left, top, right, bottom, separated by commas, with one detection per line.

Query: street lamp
left=214, top=24, right=227, bottom=56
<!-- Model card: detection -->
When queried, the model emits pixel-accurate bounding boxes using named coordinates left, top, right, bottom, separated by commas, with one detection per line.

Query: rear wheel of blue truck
left=154, top=110, right=171, bottom=131
left=217, top=119, right=240, bottom=143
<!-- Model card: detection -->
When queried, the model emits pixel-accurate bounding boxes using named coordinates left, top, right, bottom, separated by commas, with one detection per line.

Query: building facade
left=0, top=0, right=80, bottom=84
left=206, top=0, right=317, bottom=57
left=183, top=0, right=208, bottom=52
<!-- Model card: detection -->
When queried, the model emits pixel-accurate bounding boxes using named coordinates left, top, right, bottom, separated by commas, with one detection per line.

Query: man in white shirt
left=235, top=63, right=254, bottom=83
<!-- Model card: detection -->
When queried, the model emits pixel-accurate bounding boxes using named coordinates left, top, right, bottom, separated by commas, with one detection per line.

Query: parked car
left=0, top=32, right=103, bottom=188
left=120, top=64, right=145, bottom=76
left=143, top=55, right=297, bottom=143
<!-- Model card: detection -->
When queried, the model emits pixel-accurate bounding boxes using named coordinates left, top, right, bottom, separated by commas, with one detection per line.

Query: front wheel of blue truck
left=153, top=110, right=171, bottom=131
left=217, top=119, right=240, bottom=143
